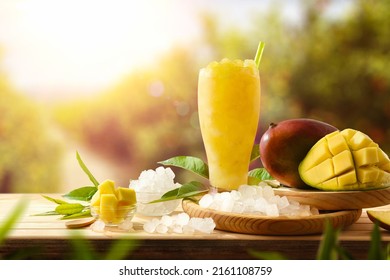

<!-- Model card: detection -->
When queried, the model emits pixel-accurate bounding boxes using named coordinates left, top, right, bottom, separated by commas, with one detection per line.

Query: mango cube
left=116, top=187, right=137, bottom=206
left=299, top=128, right=390, bottom=191
left=99, top=194, right=118, bottom=223
left=90, top=190, right=101, bottom=207
left=98, top=179, right=116, bottom=195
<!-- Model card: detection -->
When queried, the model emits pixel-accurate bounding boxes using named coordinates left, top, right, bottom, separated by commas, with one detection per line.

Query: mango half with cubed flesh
left=91, top=179, right=137, bottom=224
left=299, top=129, right=390, bottom=191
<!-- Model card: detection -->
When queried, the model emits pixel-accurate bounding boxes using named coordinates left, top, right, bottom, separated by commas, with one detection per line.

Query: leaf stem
left=254, top=41, right=265, bottom=69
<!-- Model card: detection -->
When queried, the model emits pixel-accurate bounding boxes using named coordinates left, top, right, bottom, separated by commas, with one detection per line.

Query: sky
left=0, top=0, right=353, bottom=101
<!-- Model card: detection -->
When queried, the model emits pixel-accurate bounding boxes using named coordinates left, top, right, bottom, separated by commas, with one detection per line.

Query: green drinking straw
left=254, top=41, right=265, bottom=69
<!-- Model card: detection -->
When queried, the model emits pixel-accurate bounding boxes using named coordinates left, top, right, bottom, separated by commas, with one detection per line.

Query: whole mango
left=259, top=118, right=337, bottom=188
left=299, top=129, right=390, bottom=191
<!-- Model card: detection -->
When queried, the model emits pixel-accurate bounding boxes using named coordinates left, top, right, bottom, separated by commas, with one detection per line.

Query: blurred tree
left=54, top=47, right=203, bottom=184
left=0, top=76, right=62, bottom=192
left=288, top=0, right=390, bottom=153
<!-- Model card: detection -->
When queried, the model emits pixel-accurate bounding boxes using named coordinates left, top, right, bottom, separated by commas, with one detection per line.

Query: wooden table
left=1, top=194, right=389, bottom=260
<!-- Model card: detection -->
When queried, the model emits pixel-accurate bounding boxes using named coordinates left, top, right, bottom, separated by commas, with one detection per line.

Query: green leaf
left=42, top=195, right=69, bottom=205
left=32, top=211, right=61, bottom=216
left=149, top=181, right=209, bottom=203
left=158, top=156, right=209, bottom=179
left=61, top=209, right=91, bottom=220
left=76, top=151, right=99, bottom=187
left=177, top=181, right=208, bottom=197
left=55, top=203, right=86, bottom=215
left=248, top=168, right=274, bottom=181
left=250, top=143, right=260, bottom=162
left=63, top=186, right=97, bottom=201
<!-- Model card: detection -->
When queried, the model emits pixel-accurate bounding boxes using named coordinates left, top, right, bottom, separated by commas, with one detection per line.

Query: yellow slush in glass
left=198, top=58, right=260, bottom=191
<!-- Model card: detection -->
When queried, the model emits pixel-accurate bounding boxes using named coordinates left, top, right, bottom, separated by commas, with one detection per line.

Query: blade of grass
left=76, top=151, right=99, bottom=187
left=248, top=249, right=288, bottom=260
left=68, top=232, right=96, bottom=260
left=316, top=219, right=340, bottom=260
left=0, top=198, right=28, bottom=244
left=367, top=222, right=384, bottom=260
left=104, top=238, right=140, bottom=260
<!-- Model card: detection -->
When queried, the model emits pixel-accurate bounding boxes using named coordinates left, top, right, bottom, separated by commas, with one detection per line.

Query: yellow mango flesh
left=90, top=190, right=101, bottom=207
left=92, top=181, right=137, bottom=224
left=99, top=194, right=119, bottom=223
left=299, top=129, right=390, bottom=191
left=98, top=179, right=116, bottom=195
left=116, top=187, right=137, bottom=206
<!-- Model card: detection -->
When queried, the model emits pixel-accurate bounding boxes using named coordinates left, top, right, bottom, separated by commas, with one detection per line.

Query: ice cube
left=232, top=201, right=245, bottom=213
left=156, top=223, right=169, bottom=234
left=262, top=185, right=275, bottom=200
left=268, top=195, right=281, bottom=204
left=175, top=213, right=190, bottom=226
left=161, top=215, right=173, bottom=227
left=220, top=196, right=234, bottom=212
left=171, top=224, right=183, bottom=234
left=199, top=194, right=214, bottom=208
left=118, top=219, right=134, bottom=231
left=238, top=185, right=257, bottom=198
left=143, top=218, right=160, bottom=233
left=91, top=220, right=105, bottom=232
left=192, top=217, right=215, bottom=234
left=278, top=196, right=290, bottom=209
left=242, top=198, right=255, bottom=213
left=230, top=190, right=241, bottom=201
left=253, top=197, right=267, bottom=213
left=265, top=203, right=279, bottom=217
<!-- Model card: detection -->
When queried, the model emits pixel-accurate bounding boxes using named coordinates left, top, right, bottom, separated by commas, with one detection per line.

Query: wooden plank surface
left=1, top=193, right=390, bottom=259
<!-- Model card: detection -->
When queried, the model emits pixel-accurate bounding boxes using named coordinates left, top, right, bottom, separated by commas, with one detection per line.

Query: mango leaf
left=42, top=195, right=69, bottom=205
left=61, top=209, right=92, bottom=220
left=250, top=143, right=260, bottom=162
left=149, top=181, right=209, bottom=203
left=55, top=203, right=86, bottom=215
left=247, top=168, right=274, bottom=185
left=32, top=211, right=61, bottom=216
left=63, top=186, right=97, bottom=201
left=158, top=156, right=209, bottom=179
left=76, top=151, right=99, bottom=187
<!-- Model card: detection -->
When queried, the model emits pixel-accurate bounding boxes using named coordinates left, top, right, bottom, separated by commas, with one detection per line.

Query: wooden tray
left=274, top=186, right=390, bottom=210
left=182, top=199, right=362, bottom=236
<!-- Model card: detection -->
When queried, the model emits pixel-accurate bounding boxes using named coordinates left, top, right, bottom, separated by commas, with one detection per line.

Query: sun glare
left=0, top=0, right=197, bottom=100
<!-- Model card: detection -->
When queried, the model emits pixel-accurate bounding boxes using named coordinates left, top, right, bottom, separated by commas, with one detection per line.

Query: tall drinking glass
left=198, top=58, right=261, bottom=191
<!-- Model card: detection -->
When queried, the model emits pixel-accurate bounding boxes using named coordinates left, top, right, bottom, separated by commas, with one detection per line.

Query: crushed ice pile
left=199, top=183, right=319, bottom=217
left=130, top=167, right=181, bottom=216
left=143, top=213, right=215, bottom=234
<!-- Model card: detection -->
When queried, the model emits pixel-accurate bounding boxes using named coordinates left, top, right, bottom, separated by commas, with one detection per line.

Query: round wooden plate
left=274, top=186, right=390, bottom=210
left=182, top=199, right=362, bottom=236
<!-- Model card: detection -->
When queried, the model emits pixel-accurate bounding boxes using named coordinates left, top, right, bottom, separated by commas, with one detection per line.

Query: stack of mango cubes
left=91, top=180, right=137, bottom=225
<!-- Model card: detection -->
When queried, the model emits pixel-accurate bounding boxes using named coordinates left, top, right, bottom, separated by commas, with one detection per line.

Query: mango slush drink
left=198, top=58, right=260, bottom=191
